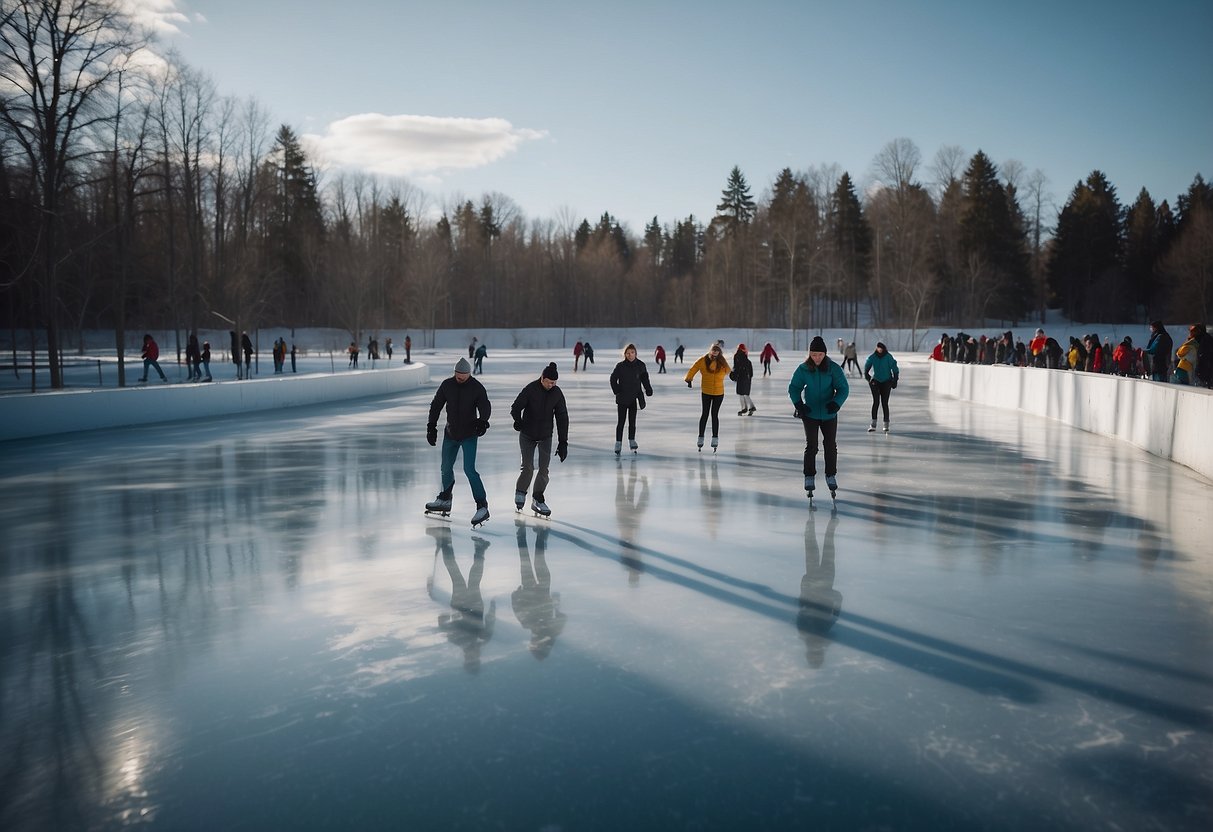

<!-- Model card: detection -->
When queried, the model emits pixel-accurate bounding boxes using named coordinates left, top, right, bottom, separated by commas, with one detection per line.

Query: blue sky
left=151, top=0, right=1212, bottom=233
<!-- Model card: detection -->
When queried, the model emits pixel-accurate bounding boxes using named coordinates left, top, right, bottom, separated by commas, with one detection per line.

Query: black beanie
left=809, top=335, right=827, bottom=353
left=542, top=362, right=559, bottom=380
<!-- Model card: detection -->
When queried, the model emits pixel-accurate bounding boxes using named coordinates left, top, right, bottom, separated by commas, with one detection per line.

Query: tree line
left=2, top=0, right=1210, bottom=388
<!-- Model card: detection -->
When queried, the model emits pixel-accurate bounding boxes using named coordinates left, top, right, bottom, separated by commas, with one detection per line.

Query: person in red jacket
left=654, top=344, right=666, bottom=374
left=139, top=334, right=168, bottom=383
left=760, top=342, right=779, bottom=376
left=1029, top=328, right=1047, bottom=367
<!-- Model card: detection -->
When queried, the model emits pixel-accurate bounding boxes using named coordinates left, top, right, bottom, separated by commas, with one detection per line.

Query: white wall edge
left=929, top=361, right=1213, bottom=482
left=0, top=364, right=431, bottom=442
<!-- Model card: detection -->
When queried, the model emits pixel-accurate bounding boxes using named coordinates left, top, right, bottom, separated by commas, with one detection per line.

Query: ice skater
left=788, top=336, right=849, bottom=504
left=610, top=344, right=653, bottom=454
left=425, top=357, right=492, bottom=526
left=510, top=362, right=569, bottom=518
left=760, top=342, right=779, bottom=376
left=685, top=342, right=731, bottom=452
left=731, top=343, right=755, bottom=415
left=863, top=341, right=899, bottom=432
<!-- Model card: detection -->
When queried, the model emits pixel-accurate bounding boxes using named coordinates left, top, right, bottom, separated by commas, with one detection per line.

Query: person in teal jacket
left=863, top=342, right=900, bottom=433
left=788, top=336, right=849, bottom=495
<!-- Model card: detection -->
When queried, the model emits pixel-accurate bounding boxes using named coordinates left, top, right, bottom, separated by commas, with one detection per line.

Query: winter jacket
left=788, top=356, right=849, bottom=421
left=1196, top=331, right=1213, bottom=386
left=186, top=335, right=200, bottom=363
left=930, top=344, right=945, bottom=361
left=428, top=375, right=491, bottom=441
left=685, top=354, right=731, bottom=396
left=142, top=338, right=159, bottom=362
left=1145, top=329, right=1173, bottom=378
left=1029, top=335, right=1046, bottom=356
left=730, top=350, right=754, bottom=396
left=610, top=358, right=653, bottom=405
left=510, top=379, right=569, bottom=442
left=1176, top=338, right=1198, bottom=376
left=760, top=344, right=779, bottom=364
left=863, top=351, right=899, bottom=383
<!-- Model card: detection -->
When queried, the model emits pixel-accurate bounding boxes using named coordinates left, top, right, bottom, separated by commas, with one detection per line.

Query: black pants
left=802, top=417, right=838, bottom=477
left=869, top=379, right=893, bottom=421
left=698, top=393, right=723, bottom=437
left=616, top=401, right=637, bottom=441
left=515, top=433, right=552, bottom=500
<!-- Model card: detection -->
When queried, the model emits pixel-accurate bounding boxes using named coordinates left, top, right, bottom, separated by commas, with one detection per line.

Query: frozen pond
left=1, top=349, right=1210, bottom=830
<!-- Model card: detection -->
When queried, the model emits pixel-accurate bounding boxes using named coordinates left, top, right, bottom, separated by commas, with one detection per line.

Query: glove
left=556, top=442, right=568, bottom=462
left=475, top=419, right=489, bottom=436
left=686, top=380, right=692, bottom=388
left=638, top=395, right=646, bottom=410
left=728, top=371, right=735, bottom=381
left=891, top=376, right=899, bottom=389
left=826, top=401, right=839, bottom=414
left=794, top=404, right=806, bottom=419
left=513, top=419, right=523, bottom=431
left=867, top=377, right=876, bottom=388
left=426, top=426, right=437, bottom=446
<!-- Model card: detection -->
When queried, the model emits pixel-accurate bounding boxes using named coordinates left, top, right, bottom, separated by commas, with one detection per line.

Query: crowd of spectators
left=929, top=323, right=1213, bottom=388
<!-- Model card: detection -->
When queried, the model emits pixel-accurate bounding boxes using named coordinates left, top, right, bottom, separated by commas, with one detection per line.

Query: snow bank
left=930, top=361, right=1213, bottom=481
left=0, top=363, right=430, bottom=442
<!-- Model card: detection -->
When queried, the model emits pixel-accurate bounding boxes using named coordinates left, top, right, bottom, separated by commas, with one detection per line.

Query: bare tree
left=1022, top=169, right=1052, bottom=322
left=0, top=0, right=145, bottom=387
left=929, top=144, right=966, bottom=199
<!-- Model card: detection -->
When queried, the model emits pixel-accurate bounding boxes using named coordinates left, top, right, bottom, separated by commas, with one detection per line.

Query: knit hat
left=737, top=343, right=747, bottom=353
left=542, top=362, right=559, bottom=380
left=809, top=335, right=827, bottom=353
left=455, top=357, right=472, bottom=373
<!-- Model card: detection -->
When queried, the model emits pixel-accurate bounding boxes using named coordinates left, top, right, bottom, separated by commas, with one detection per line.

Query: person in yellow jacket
left=685, top=342, right=731, bottom=451
left=1174, top=326, right=1199, bottom=385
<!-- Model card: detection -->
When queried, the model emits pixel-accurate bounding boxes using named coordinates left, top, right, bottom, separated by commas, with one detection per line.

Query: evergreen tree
left=715, top=165, right=757, bottom=231
left=269, top=125, right=325, bottom=324
left=959, top=150, right=1029, bottom=321
left=1123, top=188, right=1163, bottom=317
left=1048, top=171, right=1124, bottom=320
left=828, top=172, right=870, bottom=327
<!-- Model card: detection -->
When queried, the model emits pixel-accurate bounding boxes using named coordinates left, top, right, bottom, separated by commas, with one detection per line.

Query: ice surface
left=1, top=349, right=1210, bottom=830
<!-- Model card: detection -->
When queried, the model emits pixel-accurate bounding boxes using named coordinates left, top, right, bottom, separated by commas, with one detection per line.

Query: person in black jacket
left=510, top=362, right=569, bottom=517
left=609, top=344, right=653, bottom=455
left=425, top=357, right=492, bottom=525
left=1145, top=321, right=1173, bottom=382
left=731, top=343, right=755, bottom=415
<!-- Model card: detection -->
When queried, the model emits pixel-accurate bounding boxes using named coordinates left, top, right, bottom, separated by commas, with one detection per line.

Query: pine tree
left=828, top=172, right=870, bottom=327
left=1123, top=188, right=1163, bottom=317
left=269, top=125, right=325, bottom=324
left=715, top=166, right=757, bottom=231
left=959, top=150, right=1029, bottom=321
left=1047, top=171, right=1123, bottom=320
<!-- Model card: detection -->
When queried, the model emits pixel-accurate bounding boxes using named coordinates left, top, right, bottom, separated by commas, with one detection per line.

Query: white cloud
left=302, top=113, right=547, bottom=178
left=121, top=0, right=192, bottom=35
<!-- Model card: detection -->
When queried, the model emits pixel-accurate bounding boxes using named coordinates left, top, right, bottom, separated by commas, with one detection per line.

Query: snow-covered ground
left=1, top=349, right=1209, bottom=831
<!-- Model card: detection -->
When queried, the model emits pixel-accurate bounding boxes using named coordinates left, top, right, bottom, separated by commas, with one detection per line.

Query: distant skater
left=685, top=342, right=731, bottom=452
left=654, top=344, right=666, bottom=374
left=863, top=342, right=899, bottom=433
left=760, top=342, right=779, bottom=376
left=611, top=343, right=653, bottom=454
left=139, top=334, right=167, bottom=383
left=674, top=344, right=685, bottom=364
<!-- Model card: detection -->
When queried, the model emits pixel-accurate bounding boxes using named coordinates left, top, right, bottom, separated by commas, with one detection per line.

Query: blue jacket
left=788, top=357, right=849, bottom=420
left=863, top=351, right=899, bottom=383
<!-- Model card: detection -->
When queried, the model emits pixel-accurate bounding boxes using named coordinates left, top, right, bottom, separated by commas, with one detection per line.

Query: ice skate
left=614, top=441, right=622, bottom=456
left=883, top=421, right=890, bottom=433
left=747, top=406, right=756, bottom=416
left=424, top=493, right=453, bottom=518
left=471, top=504, right=490, bottom=528
left=804, top=475, right=816, bottom=508
left=868, top=420, right=876, bottom=432
left=826, top=474, right=838, bottom=502
left=514, top=490, right=526, bottom=511
left=629, top=439, right=638, bottom=453
left=531, top=499, right=552, bottom=519
left=697, top=435, right=704, bottom=452
left=738, top=408, right=748, bottom=416
left=710, top=436, right=719, bottom=453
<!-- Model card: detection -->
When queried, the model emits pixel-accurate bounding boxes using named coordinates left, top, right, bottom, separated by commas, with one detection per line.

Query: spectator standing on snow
left=139, top=333, right=168, bottom=383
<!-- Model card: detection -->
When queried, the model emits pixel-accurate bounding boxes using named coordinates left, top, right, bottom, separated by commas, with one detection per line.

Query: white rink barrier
left=930, top=361, right=1213, bottom=482
left=0, top=364, right=430, bottom=442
